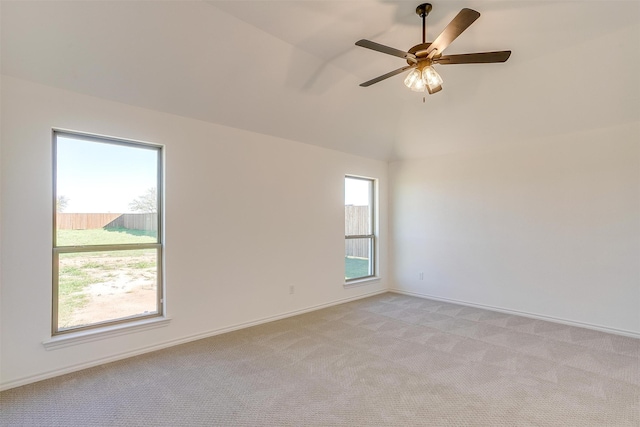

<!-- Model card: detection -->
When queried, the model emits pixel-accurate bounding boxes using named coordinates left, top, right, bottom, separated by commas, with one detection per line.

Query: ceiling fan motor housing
left=407, top=43, right=436, bottom=67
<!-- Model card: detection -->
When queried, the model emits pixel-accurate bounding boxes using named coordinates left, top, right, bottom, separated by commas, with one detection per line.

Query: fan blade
left=359, top=65, right=416, bottom=87
left=356, top=40, right=417, bottom=63
left=425, top=9, right=481, bottom=56
left=434, top=51, right=511, bottom=65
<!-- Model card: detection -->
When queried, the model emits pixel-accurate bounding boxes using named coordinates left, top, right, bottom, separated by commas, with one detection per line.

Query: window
left=52, top=131, right=163, bottom=335
left=345, top=176, right=376, bottom=281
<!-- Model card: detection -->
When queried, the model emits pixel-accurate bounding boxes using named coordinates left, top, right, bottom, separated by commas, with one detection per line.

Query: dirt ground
left=65, top=283, right=157, bottom=328
left=60, top=252, right=158, bottom=329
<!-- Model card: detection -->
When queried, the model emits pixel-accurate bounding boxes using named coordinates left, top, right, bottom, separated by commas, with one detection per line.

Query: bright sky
left=56, top=135, right=158, bottom=213
left=345, top=177, right=371, bottom=206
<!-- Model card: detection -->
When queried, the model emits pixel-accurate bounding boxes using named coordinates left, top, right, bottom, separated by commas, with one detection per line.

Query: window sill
left=43, top=317, right=171, bottom=350
left=344, top=276, right=381, bottom=288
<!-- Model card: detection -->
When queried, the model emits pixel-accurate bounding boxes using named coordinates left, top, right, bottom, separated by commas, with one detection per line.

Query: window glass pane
left=57, top=249, right=158, bottom=331
left=345, top=238, right=373, bottom=280
left=56, top=135, right=158, bottom=246
left=345, top=177, right=372, bottom=235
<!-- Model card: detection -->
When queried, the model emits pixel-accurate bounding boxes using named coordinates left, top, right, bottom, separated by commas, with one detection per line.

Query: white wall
left=390, top=122, right=640, bottom=336
left=0, top=76, right=388, bottom=389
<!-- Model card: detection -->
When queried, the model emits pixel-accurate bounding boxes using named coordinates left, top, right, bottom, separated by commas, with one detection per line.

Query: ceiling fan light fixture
left=404, top=65, right=442, bottom=93
left=423, top=66, right=443, bottom=91
left=410, top=76, right=427, bottom=92
left=404, top=68, right=422, bottom=89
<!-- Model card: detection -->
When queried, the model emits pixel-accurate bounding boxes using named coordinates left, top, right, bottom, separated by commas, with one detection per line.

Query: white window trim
left=344, top=276, right=381, bottom=288
left=43, top=316, right=171, bottom=350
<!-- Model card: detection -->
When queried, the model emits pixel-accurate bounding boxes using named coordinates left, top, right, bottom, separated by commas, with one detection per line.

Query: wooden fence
left=346, top=238, right=371, bottom=259
left=345, top=205, right=371, bottom=258
left=56, top=213, right=157, bottom=231
left=106, top=213, right=158, bottom=231
left=56, top=213, right=122, bottom=230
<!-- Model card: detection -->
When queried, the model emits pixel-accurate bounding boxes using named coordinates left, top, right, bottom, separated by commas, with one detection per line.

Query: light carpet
left=1, top=293, right=639, bottom=426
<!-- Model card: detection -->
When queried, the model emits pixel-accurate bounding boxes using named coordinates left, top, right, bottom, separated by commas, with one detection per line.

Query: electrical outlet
left=289, top=285, right=295, bottom=295
left=419, top=272, right=424, bottom=280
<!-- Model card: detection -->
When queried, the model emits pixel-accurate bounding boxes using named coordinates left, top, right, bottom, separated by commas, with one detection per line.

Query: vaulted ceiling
left=2, top=1, right=639, bottom=161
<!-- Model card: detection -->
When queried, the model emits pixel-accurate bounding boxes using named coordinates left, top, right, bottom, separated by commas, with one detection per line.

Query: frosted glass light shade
left=403, top=69, right=421, bottom=89
left=423, top=66, right=443, bottom=91
left=410, top=77, right=427, bottom=92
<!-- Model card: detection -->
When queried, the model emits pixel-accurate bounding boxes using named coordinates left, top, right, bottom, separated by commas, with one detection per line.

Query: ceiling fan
left=355, top=3, right=511, bottom=94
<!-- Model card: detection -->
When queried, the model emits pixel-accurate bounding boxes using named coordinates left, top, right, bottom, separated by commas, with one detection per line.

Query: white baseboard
left=1, top=289, right=387, bottom=391
left=390, top=288, right=640, bottom=339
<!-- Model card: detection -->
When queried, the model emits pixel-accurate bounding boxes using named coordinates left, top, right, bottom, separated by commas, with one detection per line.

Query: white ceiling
left=2, top=1, right=639, bottom=161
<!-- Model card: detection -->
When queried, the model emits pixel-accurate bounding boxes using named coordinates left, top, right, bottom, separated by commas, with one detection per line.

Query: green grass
left=127, top=260, right=155, bottom=269
left=58, top=263, right=92, bottom=326
left=81, top=261, right=104, bottom=269
left=345, top=256, right=371, bottom=280
left=57, top=227, right=157, bottom=247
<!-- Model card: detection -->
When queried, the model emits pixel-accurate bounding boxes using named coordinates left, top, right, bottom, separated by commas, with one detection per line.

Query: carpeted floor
left=1, top=293, right=639, bottom=426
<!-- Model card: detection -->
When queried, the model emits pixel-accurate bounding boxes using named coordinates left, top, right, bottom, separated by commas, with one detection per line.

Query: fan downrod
left=416, top=3, right=432, bottom=18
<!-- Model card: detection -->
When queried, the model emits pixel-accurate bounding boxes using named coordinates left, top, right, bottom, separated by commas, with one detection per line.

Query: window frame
left=344, top=175, right=376, bottom=282
left=52, top=130, right=164, bottom=336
